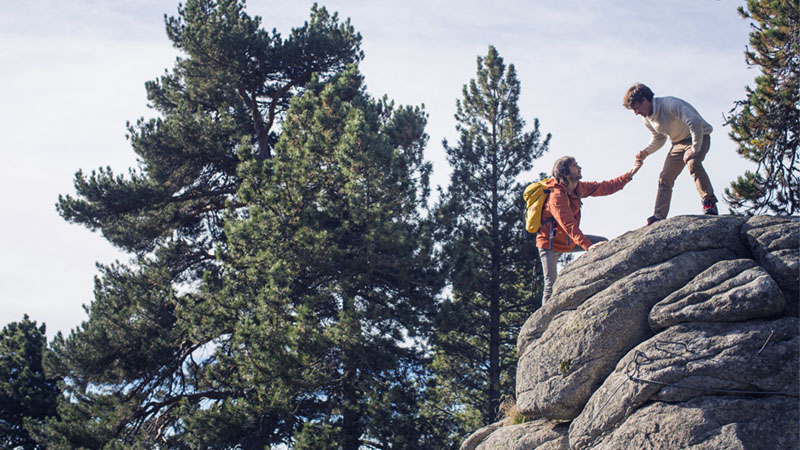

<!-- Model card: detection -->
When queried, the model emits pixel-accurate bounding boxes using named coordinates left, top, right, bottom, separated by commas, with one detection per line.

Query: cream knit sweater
left=641, top=96, right=713, bottom=156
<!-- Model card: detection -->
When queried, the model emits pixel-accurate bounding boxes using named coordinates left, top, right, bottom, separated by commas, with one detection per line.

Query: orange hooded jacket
left=535, top=172, right=633, bottom=252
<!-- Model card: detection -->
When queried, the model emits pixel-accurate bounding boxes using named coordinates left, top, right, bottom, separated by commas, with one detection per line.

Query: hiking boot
left=703, top=200, right=718, bottom=215
left=646, top=215, right=661, bottom=226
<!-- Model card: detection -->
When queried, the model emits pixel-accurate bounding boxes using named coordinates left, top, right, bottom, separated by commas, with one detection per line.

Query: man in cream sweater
left=623, top=83, right=718, bottom=224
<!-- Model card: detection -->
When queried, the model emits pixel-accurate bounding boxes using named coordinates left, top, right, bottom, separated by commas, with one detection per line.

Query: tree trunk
left=341, top=295, right=361, bottom=450
left=488, top=127, right=501, bottom=422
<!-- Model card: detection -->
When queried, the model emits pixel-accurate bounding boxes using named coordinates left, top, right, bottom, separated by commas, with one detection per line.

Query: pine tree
left=58, top=0, right=362, bottom=264
left=45, top=1, right=363, bottom=447
left=219, top=65, right=439, bottom=448
left=432, top=46, right=550, bottom=428
left=0, top=316, right=59, bottom=450
left=724, top=0, right=799, bottom=215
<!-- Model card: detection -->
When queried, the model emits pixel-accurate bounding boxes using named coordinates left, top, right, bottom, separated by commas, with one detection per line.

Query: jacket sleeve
left=580, top=172, right=633, bottom=198
left=548, top=189, right=593, bottom=251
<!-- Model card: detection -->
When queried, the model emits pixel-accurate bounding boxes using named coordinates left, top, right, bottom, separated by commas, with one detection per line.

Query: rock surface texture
left=461, top=215, right=799, bottom=450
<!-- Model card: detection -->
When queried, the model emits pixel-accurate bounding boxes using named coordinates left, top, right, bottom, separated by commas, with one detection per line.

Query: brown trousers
left=653, top=135, right=717, bottom=219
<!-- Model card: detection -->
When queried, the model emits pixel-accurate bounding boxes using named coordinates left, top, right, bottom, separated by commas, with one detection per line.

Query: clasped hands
left=628, top=151, right=645, bottom=177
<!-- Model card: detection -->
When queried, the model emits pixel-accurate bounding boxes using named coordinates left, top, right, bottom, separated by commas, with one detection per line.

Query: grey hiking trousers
left=538, top=234, right=607, bottom=304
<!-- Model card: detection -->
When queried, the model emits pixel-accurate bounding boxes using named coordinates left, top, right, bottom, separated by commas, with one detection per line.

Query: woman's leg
left=538, top=247, right=561, bottom=303
left=540, top=236, right=606, bottom=303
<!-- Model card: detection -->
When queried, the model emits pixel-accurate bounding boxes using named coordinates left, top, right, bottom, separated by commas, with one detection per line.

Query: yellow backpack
left=523, top=178, right=553, bottom=233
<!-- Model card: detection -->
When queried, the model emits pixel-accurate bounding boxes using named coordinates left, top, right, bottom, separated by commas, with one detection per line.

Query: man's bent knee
left=687, top=160, right=704, bottom=175
left=658, top=178, right=675, bottom=189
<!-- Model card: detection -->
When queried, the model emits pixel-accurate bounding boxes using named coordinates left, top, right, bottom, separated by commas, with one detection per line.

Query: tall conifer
left=221, top=65, right=438, bottom=448
left=0, top=316, right=58, bottom=450
left=432, top=46, right=550, bottom=428
left=725, top=0, right=799, bottom=215
left=47, top=1, right=364, bottom=446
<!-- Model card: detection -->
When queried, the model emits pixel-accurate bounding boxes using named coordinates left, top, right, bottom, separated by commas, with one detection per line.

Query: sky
left=1, top=0, right=756, bottom=338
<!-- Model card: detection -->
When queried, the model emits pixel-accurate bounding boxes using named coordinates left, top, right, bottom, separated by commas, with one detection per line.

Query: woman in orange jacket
left=537, top=156, right=642, bottom=303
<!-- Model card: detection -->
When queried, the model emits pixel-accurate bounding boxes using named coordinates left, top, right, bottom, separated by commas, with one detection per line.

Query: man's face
left=569, top=161, right=582, bottom=182
left=631, top=99, right=652, bottom=117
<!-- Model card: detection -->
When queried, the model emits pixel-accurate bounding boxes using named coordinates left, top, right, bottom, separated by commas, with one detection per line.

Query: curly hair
left=623, top=83, right=654, bottom=109
left=552, top=156, right=576, bottom=185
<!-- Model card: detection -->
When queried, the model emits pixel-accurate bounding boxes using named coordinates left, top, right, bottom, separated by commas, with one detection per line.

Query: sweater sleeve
left=548, top=190, right=593, bottom=251
left=641, top=120, right=667, bottom=155
left=579, top=172, right=633, bottom=197
left=677, top=102, right=708, bottom=155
